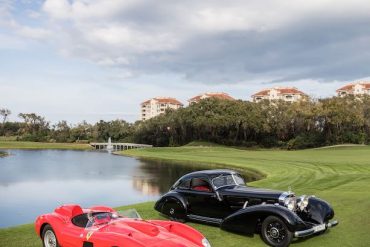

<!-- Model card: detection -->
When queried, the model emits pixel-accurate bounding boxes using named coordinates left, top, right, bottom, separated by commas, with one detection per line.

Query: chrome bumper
left=294, top=220, right=339, bottom=238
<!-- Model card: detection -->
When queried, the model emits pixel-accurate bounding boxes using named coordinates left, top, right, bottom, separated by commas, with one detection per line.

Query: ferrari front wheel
left=261, top=216, right=293, bottom=247
left=42, top=225, right=60, bottom=247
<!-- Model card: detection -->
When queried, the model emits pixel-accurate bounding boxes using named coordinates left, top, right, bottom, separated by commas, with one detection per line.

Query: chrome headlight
left=202, top=238, right=211, bottom=247
left=284, top=196, right=296, bottom=211
left=279, top=192, right=296, bottom=211
left=297, top=195, right=310, bottom=211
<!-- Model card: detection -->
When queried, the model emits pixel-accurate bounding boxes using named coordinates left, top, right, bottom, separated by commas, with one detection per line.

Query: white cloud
left=35, top=0, right=370, bottom=82
left=42, top=0, right=72, bottom=19
left=16, top=26, right=50, bottom=39
left=2, top=0, right=370, bottom=88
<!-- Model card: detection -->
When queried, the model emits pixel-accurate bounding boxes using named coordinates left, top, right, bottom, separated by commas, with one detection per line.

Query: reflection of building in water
left=132, top=177, right=160, bottom=196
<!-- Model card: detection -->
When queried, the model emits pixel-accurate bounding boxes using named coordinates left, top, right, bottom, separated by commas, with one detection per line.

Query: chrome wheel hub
left=270, top=227, right=279, bottom=238
left=44, top=230, right=57, bottom=247
left=266, top=222, right=286, bottom=243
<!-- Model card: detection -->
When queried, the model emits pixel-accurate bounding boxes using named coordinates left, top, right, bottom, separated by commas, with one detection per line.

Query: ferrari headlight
left=202, top=238, right=211, bottom=247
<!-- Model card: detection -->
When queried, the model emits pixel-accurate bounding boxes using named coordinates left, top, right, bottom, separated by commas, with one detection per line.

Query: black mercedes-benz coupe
left=155, top=169, right=338, bottom=247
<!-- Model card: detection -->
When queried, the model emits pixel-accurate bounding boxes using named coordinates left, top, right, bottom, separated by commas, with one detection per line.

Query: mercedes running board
left=187, top=214, right=222, bottom=225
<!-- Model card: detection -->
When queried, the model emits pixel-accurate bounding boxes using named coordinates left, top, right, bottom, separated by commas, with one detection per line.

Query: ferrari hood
left=146, top=238, right=190, bottom=247
left=98, top=219, right=201, bottom=247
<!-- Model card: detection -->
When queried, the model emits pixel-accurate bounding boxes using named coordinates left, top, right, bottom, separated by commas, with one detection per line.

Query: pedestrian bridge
left=90, top=142, right=153, bottom=150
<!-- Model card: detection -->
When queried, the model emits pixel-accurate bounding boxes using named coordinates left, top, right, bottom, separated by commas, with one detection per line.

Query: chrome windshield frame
left=211, top=174, right=245, bottom=190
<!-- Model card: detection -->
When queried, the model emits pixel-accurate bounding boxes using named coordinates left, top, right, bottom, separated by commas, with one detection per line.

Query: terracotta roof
left=252, top=87, right=306, bottom=97
left=252, top=90, right=270, bottom=97
left=336, top=84, right=354, bottom=92
left=188, top=92, right=235, bottom=102
left=188, top=95, right=202, bottom=102
left=278, top=88, right=306, bottom=95
left=156, top=97, right=183, bottom=105
left=141, top=97, right=183, bottom=105
left=141, top=99, right=151, bottom=105
left=336, top=82, right=370, bottom=92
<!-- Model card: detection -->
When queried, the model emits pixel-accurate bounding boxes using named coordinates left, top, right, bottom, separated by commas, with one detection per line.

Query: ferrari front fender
left=149, top=220, right=204, bottom=246
left=35, top=214, right=65, bottom=237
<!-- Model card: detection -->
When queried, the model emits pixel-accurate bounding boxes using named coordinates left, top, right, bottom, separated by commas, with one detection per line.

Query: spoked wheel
left=261, top=216, right=293, bottom=247
left=42, top=225, right=60, bottom=247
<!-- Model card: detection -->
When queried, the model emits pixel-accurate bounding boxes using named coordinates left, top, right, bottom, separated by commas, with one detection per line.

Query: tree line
left=1, top=95, right=370, bottom=149
left=0, top=111, right=134, bottom=143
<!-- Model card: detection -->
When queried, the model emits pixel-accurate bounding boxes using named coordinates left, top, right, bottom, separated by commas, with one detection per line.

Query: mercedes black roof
left=180, top=169, right=240, bottom=179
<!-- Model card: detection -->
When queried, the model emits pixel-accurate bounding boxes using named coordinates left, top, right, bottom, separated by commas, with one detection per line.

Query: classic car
left=155, top=169, right=338, bottom=247
left=35, top=204, right=211, bottom=247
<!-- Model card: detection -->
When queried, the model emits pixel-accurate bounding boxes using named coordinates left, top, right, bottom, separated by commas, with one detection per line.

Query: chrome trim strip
left=294, top=220, right=339, bottom=238
left=187, top=214, right=222, bottom=225
left=327, top=220, right=339, bottom=228
left=294, top=228, right=315, bottom=238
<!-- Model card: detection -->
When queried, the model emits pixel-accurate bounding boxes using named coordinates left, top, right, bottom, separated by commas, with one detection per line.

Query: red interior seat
left=192, top=186, right=211, bottom=192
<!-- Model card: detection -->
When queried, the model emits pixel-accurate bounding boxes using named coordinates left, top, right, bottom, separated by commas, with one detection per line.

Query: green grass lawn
left=0, top=141, right=92, bottom=150
left=1, top=145, right=370, bottom=247
left=1, top=202, right=260, bottom=247
left=119, top=145, right=370, bottom=247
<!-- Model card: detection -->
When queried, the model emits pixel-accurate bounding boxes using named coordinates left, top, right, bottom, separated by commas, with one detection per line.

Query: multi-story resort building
left=188, top=92, right=235, bottom=104
left=336, top=81, right=370, bottom=97
left=141, top=97, right=183, bottom=121
left=252, top=87, right=308, bottom=102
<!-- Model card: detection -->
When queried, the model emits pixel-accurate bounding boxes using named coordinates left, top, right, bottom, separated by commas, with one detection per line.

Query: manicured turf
left=1, top=145, right=369, bottom=247
left=119, top=145, right=370, bottom=247
left=0, top=201, right=263, bottom=247
left=0, top=141, right=92, bottom=150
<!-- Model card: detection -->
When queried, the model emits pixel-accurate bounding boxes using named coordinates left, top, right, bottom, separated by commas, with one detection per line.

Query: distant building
left=336, top=81, right=370, bottom=97
left=141, top=97, right=183, bottom=121
left=188, top=92, right=235, bottom=104
left=252, top=87, right=308, bottom=102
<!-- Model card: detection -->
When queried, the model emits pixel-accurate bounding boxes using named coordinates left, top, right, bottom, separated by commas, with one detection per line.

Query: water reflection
left=0, top=150, right=204, bottom=227
left=0, top=149, right=255, bottom=228
left=134, top=159, right=260, bottom=195
left=133, top=160, right=218, bottom=195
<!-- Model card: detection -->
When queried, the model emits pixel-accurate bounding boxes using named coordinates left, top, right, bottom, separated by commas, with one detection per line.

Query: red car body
left=35, top=204, right=210, bottom=247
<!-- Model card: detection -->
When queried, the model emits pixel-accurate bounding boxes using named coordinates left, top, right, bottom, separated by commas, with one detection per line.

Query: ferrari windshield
left=85, top=209, right=141, bottom=228
left=212, top=174, right=245, bottom=189
left=73, top=209, right=141, bottom=228
left=86, top=212, right=115, bottom=227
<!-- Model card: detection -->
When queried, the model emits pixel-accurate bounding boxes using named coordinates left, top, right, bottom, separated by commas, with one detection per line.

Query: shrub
left=287, top=134, right=323, bottom=150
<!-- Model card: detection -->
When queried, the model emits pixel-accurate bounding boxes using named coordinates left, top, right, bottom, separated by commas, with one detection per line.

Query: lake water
left=0, top=149, right=216, bottom=228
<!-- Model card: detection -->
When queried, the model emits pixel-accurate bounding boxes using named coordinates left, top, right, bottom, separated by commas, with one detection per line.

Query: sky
left=1, top=0, right=370, bottom=123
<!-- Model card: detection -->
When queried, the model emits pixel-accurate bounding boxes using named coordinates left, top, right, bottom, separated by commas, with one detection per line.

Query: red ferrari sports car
left=35, top=204, right=211, bottom=247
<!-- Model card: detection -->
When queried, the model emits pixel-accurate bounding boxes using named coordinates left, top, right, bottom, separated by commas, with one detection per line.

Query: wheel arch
left=154, top=192, right=188, bottom=213
left=154, top=192, right=189, bottom=220
left=221, top=204, right=306, bottom=234
left=39, top=223, right=50, bottom=237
